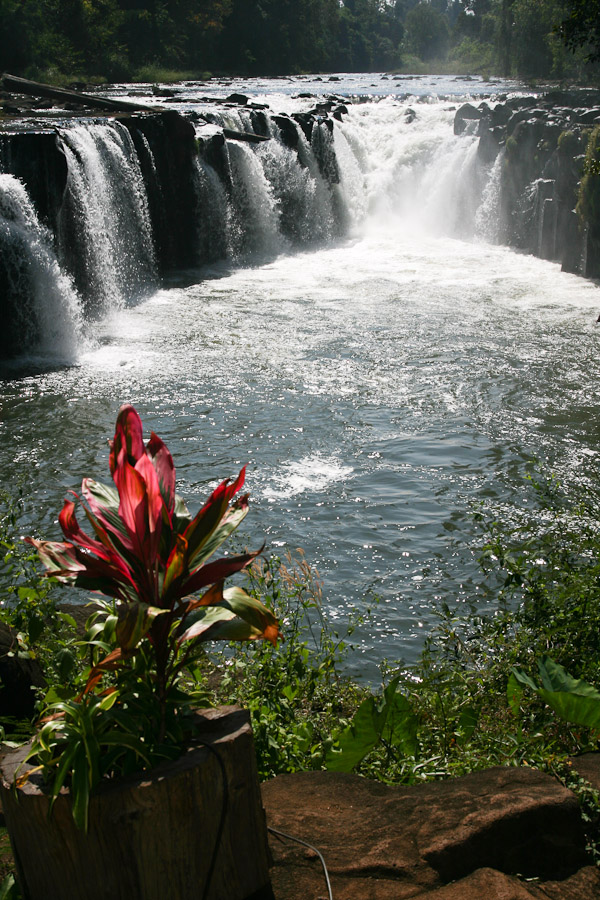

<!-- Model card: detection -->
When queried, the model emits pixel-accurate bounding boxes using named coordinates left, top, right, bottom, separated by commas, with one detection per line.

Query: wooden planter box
left=0, top=706, right=274, bottom=900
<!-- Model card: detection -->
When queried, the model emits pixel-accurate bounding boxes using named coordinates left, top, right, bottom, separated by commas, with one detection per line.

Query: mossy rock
left=577, top=125, right=600, bottom=238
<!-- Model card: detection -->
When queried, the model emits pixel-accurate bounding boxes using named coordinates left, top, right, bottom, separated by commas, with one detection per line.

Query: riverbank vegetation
left=3, top=463, right=600, bottom=884
left=2, top=462, right=600, bottom=789
left=2, top=0, right=600, bottom=88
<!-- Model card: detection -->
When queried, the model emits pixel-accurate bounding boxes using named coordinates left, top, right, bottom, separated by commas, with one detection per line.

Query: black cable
left=267, top=826, right=333, bottom=900
left=197, top=741, right=229, bottom=900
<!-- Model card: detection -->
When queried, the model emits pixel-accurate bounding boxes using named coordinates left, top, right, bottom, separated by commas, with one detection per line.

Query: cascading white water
left=0, top=174, right=83, bottom=360
left=192, top=154, right=233, bottom=263
left=333, top=99, right=492, bottom=239
left=474, top=151, right=505, bottom=243
left=57, top=121, right=157, bottom=314
left=2, top=77, right=599, bottom=676
left=256, top=135, right=336, bottom=245
left=190, top=98, right=504, bottom=269
left=226, top=140, right=288, bottom=260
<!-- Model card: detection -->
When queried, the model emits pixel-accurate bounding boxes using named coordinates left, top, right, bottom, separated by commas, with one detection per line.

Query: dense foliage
left=2, top=0, right=600, bottom=84
left=2, top=459, right=600, bottom=857
left=20, top=405, right=280, bottom=831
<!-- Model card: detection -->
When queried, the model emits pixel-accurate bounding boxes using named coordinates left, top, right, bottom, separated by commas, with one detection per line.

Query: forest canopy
left=1, top=0, right=598, bottom=83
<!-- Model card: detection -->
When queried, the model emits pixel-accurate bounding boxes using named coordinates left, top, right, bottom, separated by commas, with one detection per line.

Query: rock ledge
left=261, top=767, right=600, bottom=899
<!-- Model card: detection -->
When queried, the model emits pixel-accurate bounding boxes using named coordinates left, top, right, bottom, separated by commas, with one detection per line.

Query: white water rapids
left=1, top=77, right=599, bottom=679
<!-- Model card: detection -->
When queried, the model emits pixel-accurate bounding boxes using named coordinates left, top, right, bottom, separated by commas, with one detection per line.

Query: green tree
left=512, top=0, right=566, bottom=76
left=557, top=0, right=600, bottom=62
left=405, top=1, right=450, bottom=59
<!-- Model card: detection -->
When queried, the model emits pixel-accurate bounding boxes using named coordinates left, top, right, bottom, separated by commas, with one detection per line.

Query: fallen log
left=2, top=73, right=162, bottom=113
left=223, top=127, right=270, bottom=143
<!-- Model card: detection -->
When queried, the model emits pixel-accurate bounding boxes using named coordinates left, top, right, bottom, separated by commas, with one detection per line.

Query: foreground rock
left=262, top=767, right=600, bottom=899
left=0, top=624, right=45, bottom=718
left=454, top=89, right=600, bottom=278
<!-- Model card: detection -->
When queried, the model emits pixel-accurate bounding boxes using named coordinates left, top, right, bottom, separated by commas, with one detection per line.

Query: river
left=1, top=73, right=599, bottom=680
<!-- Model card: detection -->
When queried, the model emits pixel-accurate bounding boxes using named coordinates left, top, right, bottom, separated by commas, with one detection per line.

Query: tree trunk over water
left=2, top=73, right=161, bottom=113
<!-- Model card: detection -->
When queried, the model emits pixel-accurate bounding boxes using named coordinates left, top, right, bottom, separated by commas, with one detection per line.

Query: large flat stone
left=569, top=753, right=600, bottom=792
left=261, top=767, right=592, bottom=900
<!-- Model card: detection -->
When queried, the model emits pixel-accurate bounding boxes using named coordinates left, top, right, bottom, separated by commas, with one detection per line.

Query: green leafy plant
left=22, top=404, right=280, bottom=829
left=213, top=551, right=366, bottom=779
left=325, top=675, right=417, bottom=773
left=512, top=657, right=600, bottom=731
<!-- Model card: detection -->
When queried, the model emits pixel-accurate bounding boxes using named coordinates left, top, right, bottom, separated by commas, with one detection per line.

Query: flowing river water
left=1, top=74, right=599, bottom=680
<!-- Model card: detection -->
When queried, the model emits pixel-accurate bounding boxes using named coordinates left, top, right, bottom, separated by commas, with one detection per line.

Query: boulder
left=273, top=115, right=300, bottom=149
left=332, top=105, right=349, bottom=122
left=576, top=108, right=600, bottom=125
left=0, top=624, right=45, bottom=719
left=490, top=103, right=511, bottom=127
left=454, top=102, right=482, bottom=135
left=569, top=753, right=600, bottom=790
left=225, top=92, right=248, bottom=105
left=262, top=767, right=597, bottom=900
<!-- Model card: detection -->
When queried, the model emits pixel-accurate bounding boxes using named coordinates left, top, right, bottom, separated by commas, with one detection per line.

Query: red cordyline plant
left=26, top=404, right=280, bottom=740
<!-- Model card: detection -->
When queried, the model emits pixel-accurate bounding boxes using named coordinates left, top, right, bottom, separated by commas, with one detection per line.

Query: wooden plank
left=2, top=73, right=162, bottom=113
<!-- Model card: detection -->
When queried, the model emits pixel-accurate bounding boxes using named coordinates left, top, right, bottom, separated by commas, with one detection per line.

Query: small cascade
left=256, top=135, right=336, bottom=246
left=474, top=152, right=505, bottom=243
left=192, top=154, right=232, bottom=263
left=57, top=121, right=157, bottom=315
left=334, top=101, right=498, bottom=240
left=419, top=137, right=483, bottom=236
left=195, top=108, right=341, bottom=259
left=226, top=139, right=287, bottom=260
left=0, top=174, right=82, bottom=360
left=332, top=125, right=368, bottom=234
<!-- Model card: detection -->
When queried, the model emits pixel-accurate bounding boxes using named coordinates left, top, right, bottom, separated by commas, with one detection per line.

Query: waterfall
left=255, top=134, right=336, bottom=246
left=334, top=100, right=488, bottom=238
left=193, top=154, right=233, bottom=264
left=195, top=109, right=340, bottom=260
left=226, top=140, right=287, bottom=260
left=474, top=152, right=504, bottom=243
left=0, top=96, right=519, bottom=361
left=57, top=121, right=157, bottom=315
left=0, top=174, right=83, bottom=361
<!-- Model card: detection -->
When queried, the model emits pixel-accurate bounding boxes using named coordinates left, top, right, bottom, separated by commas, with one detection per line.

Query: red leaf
left=182, top=549, right=261, bottom=595
left=147, top=432, right=176, bottom=516
left=113, top=449, right=148, bottom=556
left=182, top=579, right=225, bottom=614
left=109, top=405, right=145, bottom=475
left=182, top=467, right=247, bottom=561
left=82, top=647, right=125, bottom=694
left=134, top=452, right=163, bottom=562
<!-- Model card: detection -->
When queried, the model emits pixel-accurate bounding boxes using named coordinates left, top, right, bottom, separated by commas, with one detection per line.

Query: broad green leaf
left=325, top=677, right=408, bottom=772
left=511, top=668, right=540, bottom=694
left=27, top=615, right=44, bottom=643
left=537, top=656, right=600, bottom=699
left=513, top=658, right=600, bottom=730
left=385, top=692, right=418, bottom=756
left=325, top=695, right=382, bottom=772
left=58, top=612, right=78, bottom=629
left=457, top=706, right=479, bottom=743
left=56, top=647, right=77, bottom=681
left=0, top=874, right=18, bottom=900
left=70, top=744, right=91, bottom=832
left=507, top=672, right=525, bottom=715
